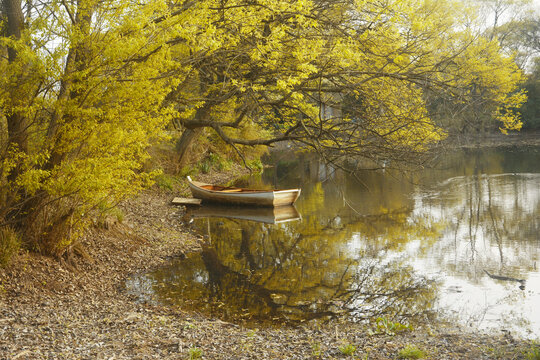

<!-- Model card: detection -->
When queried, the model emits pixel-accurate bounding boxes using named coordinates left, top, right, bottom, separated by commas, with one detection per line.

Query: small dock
left=171, top=197, right=202, bottom=206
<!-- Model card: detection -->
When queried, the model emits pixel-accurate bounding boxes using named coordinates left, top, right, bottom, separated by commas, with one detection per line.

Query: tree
left=476, top=0, right=533, bottom=40
left=0, top=0, right=180, bottom=254
left=0, top=0, right=527, bottom=255
left=490, top=14, right=540, bottom=129
left=520, top=58, right=540, bottom=129
left=163, top=0, right=525, bottom=169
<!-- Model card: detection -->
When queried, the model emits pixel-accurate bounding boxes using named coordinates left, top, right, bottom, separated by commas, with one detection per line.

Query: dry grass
left=0, top=227, right=19, bottom=267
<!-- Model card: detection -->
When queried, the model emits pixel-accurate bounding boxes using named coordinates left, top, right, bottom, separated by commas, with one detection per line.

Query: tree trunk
left=1, top=0, right=35, bottom=231
left=46, top=0, right=94, bottom=169
left=176, top=127, right=203, bottom=165
left=175, top=104, right=211, bottom=164
left=3, top=0, right=28, bottom=176
left=3, top=0, right=24, bottom=61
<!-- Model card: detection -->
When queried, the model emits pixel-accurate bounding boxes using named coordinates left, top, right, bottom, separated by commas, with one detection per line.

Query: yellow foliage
left=0, top=0, right=180, bottom=253
left=0, top=0, right=527, bottom=253
left=165, top=0, right=525, bottom=167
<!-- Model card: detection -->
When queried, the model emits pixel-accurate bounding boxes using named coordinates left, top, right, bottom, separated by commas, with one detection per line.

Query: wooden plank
left=171, top=197, right=202, bottom=206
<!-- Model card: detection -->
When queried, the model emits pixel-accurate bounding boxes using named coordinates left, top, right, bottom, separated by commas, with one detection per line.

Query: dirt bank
left=1, top=171, right=538, bottom=359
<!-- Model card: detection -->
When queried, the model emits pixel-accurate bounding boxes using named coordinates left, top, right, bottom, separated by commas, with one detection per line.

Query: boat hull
left=187, top=177, right=301, bottom=207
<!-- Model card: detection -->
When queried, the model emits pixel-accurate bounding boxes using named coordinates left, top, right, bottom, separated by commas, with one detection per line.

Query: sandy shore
left=1, top=170, right=538, bottom=359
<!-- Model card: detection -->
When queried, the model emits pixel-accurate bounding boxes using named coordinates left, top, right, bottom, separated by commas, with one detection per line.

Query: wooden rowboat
left=186, top=176, right=301, bottom=206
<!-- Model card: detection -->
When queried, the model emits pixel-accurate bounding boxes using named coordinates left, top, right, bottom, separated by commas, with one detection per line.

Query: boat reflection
left=188, top=204, right=301, bottom=224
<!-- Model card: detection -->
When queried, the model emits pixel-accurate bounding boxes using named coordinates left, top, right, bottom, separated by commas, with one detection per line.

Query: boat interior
left=200, top=185, right=260, bottom=193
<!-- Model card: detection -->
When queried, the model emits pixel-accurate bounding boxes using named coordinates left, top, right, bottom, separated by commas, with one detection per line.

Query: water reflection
left=127, top=147, right=540, bottom=338
left=411, top=171, right=540, bottom=337
left=188, top=204, right=301, bottom=224
left=135, top=214, right=437, bottom=324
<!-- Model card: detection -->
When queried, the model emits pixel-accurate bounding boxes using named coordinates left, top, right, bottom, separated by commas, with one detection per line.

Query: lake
left=126, top=146, right=540, bottom=339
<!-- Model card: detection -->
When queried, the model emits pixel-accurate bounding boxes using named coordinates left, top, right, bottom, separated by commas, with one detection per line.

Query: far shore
left=442, top=129, right=540, bottom=148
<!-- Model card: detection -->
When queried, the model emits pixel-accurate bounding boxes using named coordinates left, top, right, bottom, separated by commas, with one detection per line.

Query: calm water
left=127, top=146, right=540, bottom=338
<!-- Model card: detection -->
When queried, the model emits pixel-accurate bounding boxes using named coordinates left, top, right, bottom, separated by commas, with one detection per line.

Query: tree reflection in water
left=127, top=147, right=540, bottom=336
left=140, top=150, right=441, bottom=325
left=144, top=213, right=437, bottom=325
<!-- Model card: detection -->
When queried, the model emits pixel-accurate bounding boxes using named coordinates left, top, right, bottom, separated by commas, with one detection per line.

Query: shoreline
left=441, top=130, right=540, bottom=149
left=1, top=148, right=539, bottom=359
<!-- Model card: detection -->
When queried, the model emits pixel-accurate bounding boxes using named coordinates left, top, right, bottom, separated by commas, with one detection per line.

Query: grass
left=338, top=342, right=356, bottom=356
left=398, top=344, right=426, bottom=359
left=374, top=316, right=413, bottom=336
left=188, top=346, right=203, bottom=359
left=95, top=202, right=125, bottom=228
left=311, top=341, right=322, bottom=358
left=0, top=227, right=20, bottom=267
left=155, top=173, right=182, bottom=191
left=525, top=343, right=540, bottom=360
left=197, top=152, right=234, bottom=174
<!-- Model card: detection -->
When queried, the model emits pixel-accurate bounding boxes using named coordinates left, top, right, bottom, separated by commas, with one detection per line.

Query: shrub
left=247, top=158, right=264, bottom=171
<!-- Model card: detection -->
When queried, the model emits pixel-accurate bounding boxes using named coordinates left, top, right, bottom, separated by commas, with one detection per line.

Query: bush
left=0, top=227, right=21, bottom=266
